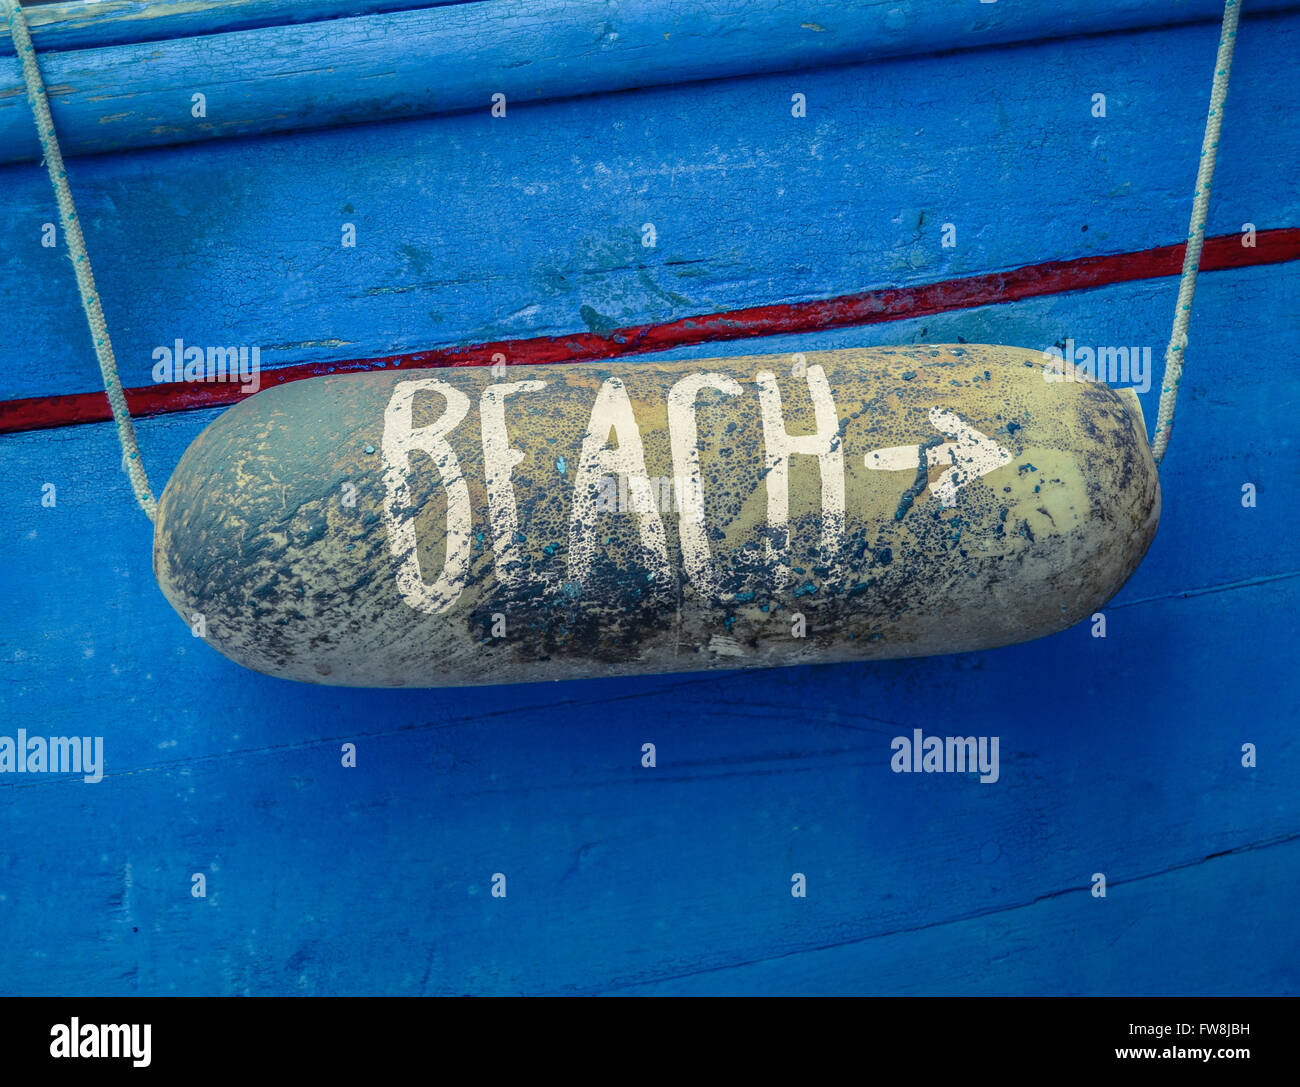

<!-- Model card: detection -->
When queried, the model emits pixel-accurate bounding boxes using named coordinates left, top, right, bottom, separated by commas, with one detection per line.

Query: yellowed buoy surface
left=153, top=345, right=1159, bottom=686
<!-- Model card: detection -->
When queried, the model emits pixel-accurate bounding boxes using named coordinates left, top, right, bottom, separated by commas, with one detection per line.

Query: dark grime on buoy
left=153, top=345, right=1160, bottom=687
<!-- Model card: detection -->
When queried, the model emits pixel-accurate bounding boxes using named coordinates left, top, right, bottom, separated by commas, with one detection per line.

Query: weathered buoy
left=154, top=345, right=1159, bottom=686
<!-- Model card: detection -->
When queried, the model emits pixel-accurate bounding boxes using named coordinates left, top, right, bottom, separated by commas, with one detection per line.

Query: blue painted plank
left=2, top=0, right=1296, bottom=164
left=3, top=1, right=484, bottom=56
left=0, top=579, right=1294, bottom=994
left=612, top=840, right=1300, bottom=995
left=2, top=12, right=1297, bottom=401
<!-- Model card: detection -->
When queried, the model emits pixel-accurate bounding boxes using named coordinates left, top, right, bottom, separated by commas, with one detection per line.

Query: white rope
left=3, top=0, right=158, bottom=520
left=1152, top=0, right=1242, bottom=465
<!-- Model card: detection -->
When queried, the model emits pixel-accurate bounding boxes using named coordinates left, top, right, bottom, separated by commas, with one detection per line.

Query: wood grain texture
left=3, top=0, right=1299, bottom=164
left=2, top=1, right=483, bottom=55
left=4, top=227, right=1295, bottom=434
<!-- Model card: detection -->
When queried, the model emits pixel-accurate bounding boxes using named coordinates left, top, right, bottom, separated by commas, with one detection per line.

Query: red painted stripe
left=2, top=227, right=1296, bottom=436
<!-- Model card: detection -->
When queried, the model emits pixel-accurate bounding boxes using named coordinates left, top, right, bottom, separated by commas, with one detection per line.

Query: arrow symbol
left=864, top=407, right=1012, bottom=508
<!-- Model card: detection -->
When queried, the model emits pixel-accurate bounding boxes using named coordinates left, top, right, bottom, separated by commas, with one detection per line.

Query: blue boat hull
left=0, top=0, right=1296, bottom=995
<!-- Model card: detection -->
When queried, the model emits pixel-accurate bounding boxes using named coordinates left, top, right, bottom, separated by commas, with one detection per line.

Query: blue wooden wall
left=0, top=0, right=1297, bottom=994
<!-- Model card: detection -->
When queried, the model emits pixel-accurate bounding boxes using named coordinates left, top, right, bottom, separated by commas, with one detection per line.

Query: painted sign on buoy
left=153, top=345, right=1159, bottom=686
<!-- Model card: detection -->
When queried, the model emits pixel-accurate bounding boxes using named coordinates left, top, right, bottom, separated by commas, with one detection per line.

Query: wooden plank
left=611, top=838, right=1300, bottom=995
left=2, top=12, right=1297, bottom=402
left=2, top=0, right=1298, bottom=164
left=3, top=1, right=482, bottom=55
left=3, top=229, right=1295, bottom=434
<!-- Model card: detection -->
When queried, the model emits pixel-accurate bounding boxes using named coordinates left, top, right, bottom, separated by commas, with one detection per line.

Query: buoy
left=153, top=345, right=1159, bottom=687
